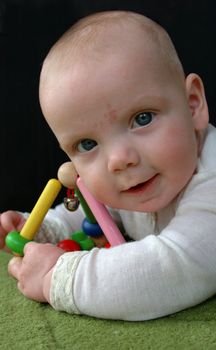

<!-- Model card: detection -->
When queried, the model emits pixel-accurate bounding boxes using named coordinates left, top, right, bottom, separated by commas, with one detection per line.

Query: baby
left=1, top=10, right=216, bottom=321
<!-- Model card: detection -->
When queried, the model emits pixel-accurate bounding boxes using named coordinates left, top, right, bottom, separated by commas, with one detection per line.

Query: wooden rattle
left=6, top=179, right=62, bottom=255
left=5, top=175, right=125, bottom=255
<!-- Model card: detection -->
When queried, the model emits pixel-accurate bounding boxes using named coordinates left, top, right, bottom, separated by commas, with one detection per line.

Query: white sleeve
left=49, top=171, right=216, bottom=321
left=28, top=204, right=86, bottom=244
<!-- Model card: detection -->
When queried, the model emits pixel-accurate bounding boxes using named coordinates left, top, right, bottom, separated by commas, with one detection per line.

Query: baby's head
left=39, top=11, right=209, bottom=212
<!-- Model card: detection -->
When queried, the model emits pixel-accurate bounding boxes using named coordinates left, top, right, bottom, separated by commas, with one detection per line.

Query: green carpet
left=1, top=251, right=216, bottom=350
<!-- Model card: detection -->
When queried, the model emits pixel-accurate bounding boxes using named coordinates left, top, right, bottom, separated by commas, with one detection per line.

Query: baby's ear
left=185, top=73, right=209, bottom=131
left=57, top=162, right=78, bottom=189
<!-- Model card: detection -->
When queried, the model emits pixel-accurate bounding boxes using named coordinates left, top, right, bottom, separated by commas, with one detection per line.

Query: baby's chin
left=104, top=200, right=155, bottom=213
left=106, top=195, right=177, bottom=213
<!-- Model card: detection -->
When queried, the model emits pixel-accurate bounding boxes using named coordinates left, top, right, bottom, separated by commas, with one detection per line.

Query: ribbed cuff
left=50, top=251, right=88, bottom=314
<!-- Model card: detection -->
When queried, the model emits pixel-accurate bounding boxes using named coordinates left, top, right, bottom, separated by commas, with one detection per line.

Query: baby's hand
left=8, top=242, right=64, bottom=303
left=0, top=211, right=26, bottom=250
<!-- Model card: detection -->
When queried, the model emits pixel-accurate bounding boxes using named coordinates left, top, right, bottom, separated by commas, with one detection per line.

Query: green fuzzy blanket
left=1, top=251, right=216, bottom=350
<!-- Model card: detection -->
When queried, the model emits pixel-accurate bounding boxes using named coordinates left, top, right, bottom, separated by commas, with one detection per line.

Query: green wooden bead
left=70, top=230, right=95, bottom=251
left=71, top=231, right=87, bottom=243
left=5, top=231, right=32, bottom=256
left=79, top=237, right=95, bottom=251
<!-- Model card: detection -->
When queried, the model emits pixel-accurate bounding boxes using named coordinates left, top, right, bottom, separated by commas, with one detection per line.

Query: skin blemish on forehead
left=105, top=104, right=118, bottom=123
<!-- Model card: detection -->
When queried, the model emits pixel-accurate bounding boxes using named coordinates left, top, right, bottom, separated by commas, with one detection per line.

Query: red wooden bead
left=57, top=239, right=81, bottom=252
left=104, top=242, right=111, bottom=249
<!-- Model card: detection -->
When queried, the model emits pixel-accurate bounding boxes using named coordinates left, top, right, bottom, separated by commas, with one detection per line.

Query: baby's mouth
left=123, top=175, right=158, bottom=194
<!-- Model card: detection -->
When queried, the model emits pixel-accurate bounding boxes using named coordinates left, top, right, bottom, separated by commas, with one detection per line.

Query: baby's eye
left=132, top=111, right=155, bottom=128
left=77, top=139, right=97, bottom=152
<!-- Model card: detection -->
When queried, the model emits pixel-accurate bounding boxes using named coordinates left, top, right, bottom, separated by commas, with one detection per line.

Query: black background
left=0, top=0, right=215, bottom=211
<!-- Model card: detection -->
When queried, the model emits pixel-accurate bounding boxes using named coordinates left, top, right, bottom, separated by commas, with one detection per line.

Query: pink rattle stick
left=76, top=177, right=125, bottom=247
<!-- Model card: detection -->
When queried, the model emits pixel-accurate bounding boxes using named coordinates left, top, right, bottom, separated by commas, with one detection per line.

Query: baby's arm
left=33, top=204, right=85, bottom=244
left=0, top=204, right=85, bottom=249
left=7, top=171, right=216, bottom=321
left=49, top=172, right=216, bottom=321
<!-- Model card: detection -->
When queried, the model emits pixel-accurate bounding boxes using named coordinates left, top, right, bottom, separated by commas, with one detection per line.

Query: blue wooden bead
left=82, top=218, right=103, bottom=238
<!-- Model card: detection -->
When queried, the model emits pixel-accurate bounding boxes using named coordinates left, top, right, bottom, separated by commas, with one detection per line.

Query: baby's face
left=43, top=46, right=203, bottom=212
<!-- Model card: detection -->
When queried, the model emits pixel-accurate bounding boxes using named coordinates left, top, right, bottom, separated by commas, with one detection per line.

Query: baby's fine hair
left=40, top=11, right=185, bottom=89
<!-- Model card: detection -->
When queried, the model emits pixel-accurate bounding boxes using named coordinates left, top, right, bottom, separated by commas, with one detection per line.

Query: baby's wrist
left=43, top=267, right=55, bottom=303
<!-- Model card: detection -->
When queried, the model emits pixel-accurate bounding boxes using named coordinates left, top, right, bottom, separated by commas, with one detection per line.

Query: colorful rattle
left=76, top=177, right=125, bottom=246
left=58, top=178, right=126, bottom=251
left=6, top=177, right=125, bottom=255
left=6, top=179, right=62, bottom=255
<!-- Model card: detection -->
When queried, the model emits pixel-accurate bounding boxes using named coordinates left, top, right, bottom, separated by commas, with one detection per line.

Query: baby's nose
left=107, top=146, right=140, bottom=173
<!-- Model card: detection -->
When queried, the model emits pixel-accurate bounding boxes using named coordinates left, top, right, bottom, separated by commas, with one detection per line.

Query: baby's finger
left=8, top=257, right=22, bottom=280
left=23, top=241, right=38, bottom=255
left=1, top=211, right=23, bottom=232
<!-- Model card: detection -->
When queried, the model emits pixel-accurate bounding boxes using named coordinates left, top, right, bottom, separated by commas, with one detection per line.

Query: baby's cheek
left=85, top=178, right=112, bottom=204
